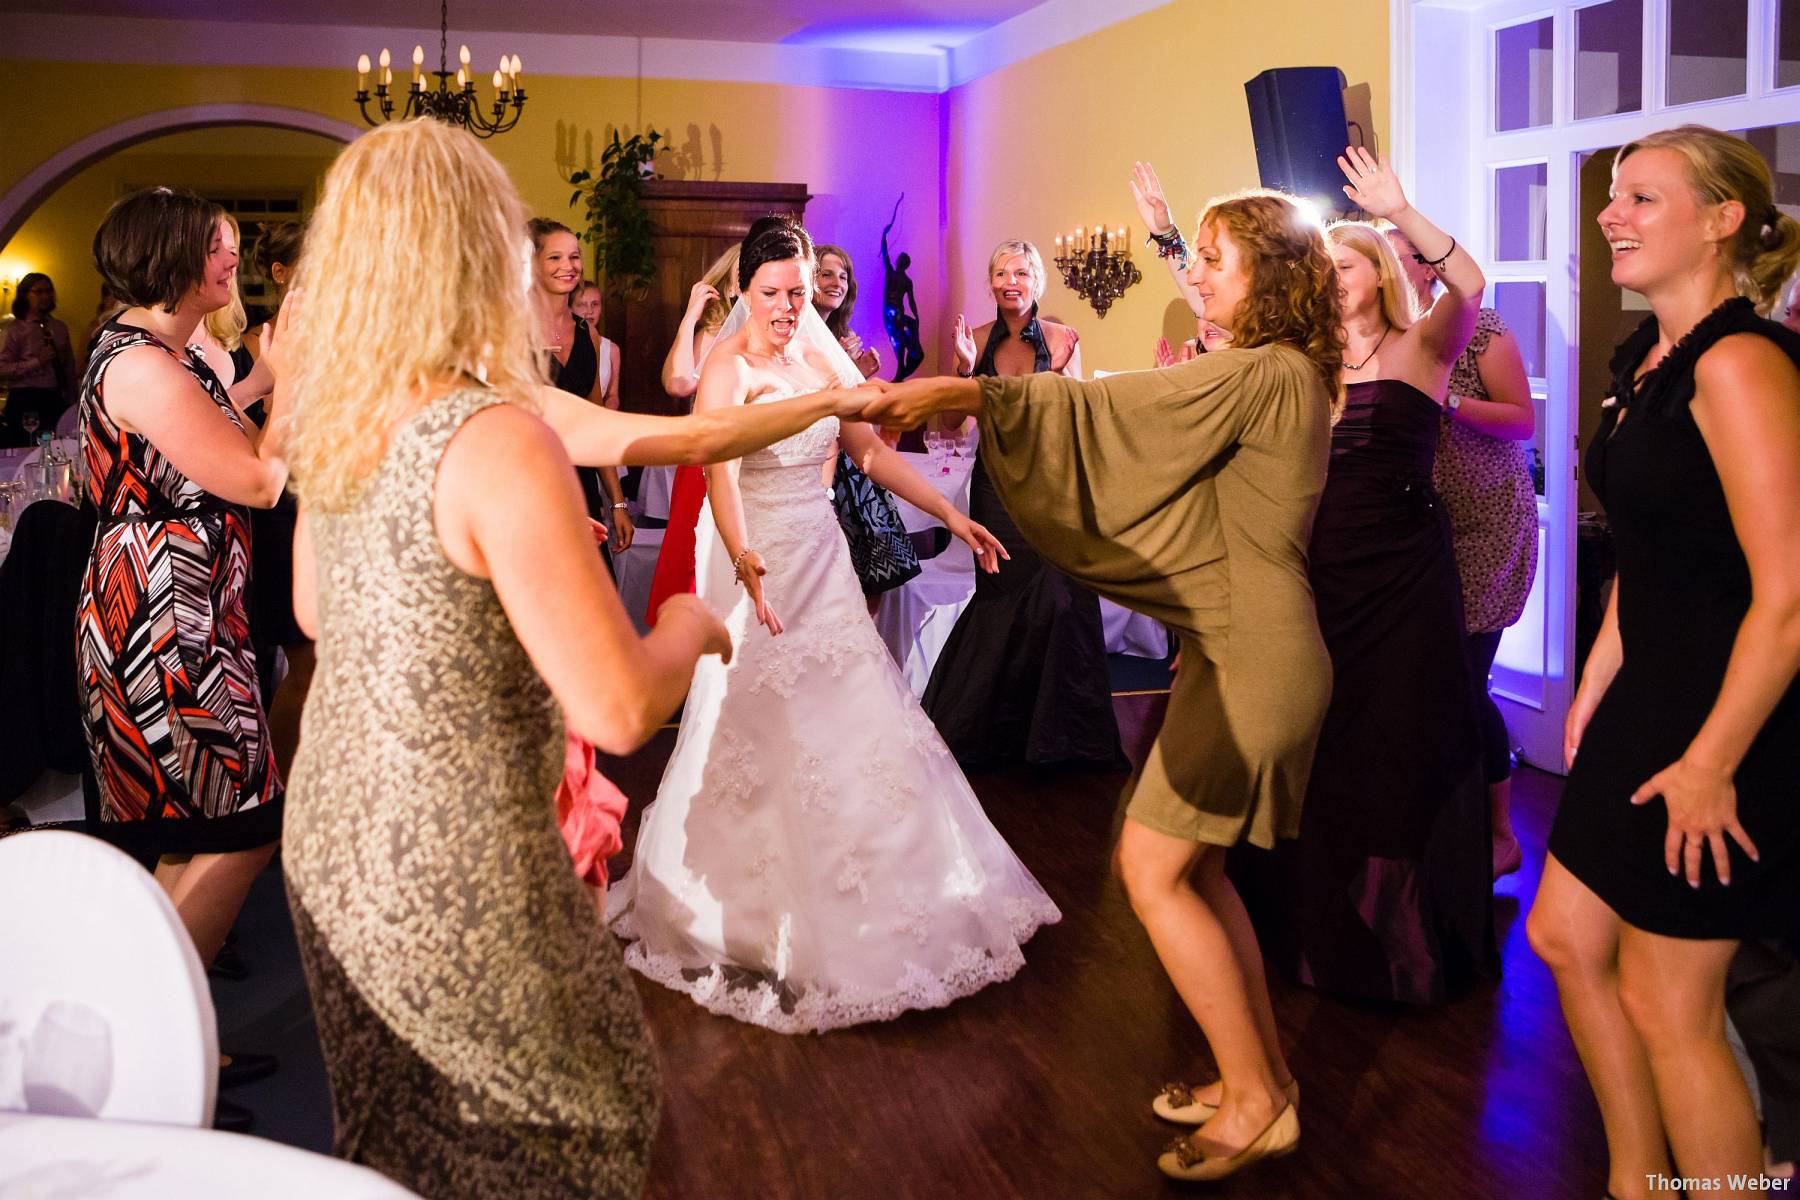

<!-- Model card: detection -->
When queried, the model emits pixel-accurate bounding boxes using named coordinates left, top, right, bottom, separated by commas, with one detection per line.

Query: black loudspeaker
left=1244, top=67, right=1353, bottom=215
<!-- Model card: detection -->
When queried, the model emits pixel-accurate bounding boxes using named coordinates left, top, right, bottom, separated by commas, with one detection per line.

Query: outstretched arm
left=840, top=420, right=1005, bottom=573
left=537, top=381, right=861, bottom=469
left=1342, top=146, right=1484, bottom=363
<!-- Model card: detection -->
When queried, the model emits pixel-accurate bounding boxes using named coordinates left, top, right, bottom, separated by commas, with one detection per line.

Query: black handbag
left=829, top=451, right=921, bottom=596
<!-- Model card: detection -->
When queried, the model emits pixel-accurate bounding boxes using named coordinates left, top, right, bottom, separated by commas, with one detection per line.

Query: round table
left=0, top=1112, right=419, bottom=1198
left=875, top=448, right=1167, bottom=693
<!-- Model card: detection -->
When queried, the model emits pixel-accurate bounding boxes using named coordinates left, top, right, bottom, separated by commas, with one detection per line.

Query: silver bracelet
left=731, top=547, right=754, bottom=584
left=611, top=502, right=629, bottom=510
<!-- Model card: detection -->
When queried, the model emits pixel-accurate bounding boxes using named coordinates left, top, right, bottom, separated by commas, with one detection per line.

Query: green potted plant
left=567, top=128, right=665, bottom=301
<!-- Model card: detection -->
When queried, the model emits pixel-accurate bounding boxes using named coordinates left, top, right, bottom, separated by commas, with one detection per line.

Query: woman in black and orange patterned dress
left=78, top=187, right=289, bottom=969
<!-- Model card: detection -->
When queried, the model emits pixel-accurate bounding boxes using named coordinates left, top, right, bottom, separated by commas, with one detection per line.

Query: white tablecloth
left=611, top=525, right=665, bottom=634
left=0, top=1112, right=418, bottom=1198
left=876, top=450, right=1167, bottom=687
left=635, top=465, right=676, bottom=523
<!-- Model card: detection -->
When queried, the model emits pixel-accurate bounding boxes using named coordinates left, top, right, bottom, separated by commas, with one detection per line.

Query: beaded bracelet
left=1145, top=225, right=1190, bottom=268
left=730, top=547, right=755, bottom=585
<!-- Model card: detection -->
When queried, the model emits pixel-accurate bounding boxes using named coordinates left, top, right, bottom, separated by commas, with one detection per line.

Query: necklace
left=1346, top=323, right=1390, bottom=372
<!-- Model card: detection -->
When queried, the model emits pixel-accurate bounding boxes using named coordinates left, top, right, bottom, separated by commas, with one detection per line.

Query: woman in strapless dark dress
left=1526, top=126, right=1800, bottom=1200
left=921, top=239, right=1123, bottom=771
left=1236, top=154, right=1497, bottom=1005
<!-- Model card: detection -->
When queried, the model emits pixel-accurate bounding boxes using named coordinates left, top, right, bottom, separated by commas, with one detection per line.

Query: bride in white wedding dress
left=606, top=218, right=1062, bottom=1034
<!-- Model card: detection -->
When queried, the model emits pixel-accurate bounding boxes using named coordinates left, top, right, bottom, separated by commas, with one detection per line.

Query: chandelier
left=1052, top=224, right=1141, bottom=318
left=353, top=0, right=526, bottom=138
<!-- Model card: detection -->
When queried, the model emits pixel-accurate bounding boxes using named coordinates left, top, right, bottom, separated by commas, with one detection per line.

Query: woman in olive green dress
left=864, top=188, right=1342, bottom=1183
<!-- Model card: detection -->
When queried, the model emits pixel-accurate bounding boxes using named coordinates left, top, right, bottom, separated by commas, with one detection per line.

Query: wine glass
left=20, top=1001, right=114, bottom=1118
left=19, top=411, right=39, bottom=442
left=923, top=429, right=946, bottom=475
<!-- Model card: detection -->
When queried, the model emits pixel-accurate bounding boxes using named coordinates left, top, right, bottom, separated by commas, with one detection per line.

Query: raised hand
left=1130, top=161, right=1175, bottom=235
left=1155, top=337, right=1175, bottom=369
left=952, top=313, right=978, bottom=375
left=734, top=549, right=784, bottom=636
left=685, top=280, right=721, bottom=321
left=947, top=512, right=1010, bottom=574
left=1338, top=145, right=1409, bottom=220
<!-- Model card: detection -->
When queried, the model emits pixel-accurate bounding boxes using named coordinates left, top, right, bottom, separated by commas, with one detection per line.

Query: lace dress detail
left=606, top=389, right=1060, bottom=1035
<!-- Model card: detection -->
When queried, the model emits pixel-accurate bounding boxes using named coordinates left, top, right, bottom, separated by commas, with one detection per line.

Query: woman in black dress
left=528, top=219, right=632, bottom=557
left=921, top=239, right=1123, bottom=770
left=1527, top=126, right=1800, bottom=1199
left=1236, top=150, right=1495, bottom=1006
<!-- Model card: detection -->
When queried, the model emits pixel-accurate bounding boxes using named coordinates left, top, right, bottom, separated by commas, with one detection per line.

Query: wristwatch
left=1445, top=394, right=1462, bottom=416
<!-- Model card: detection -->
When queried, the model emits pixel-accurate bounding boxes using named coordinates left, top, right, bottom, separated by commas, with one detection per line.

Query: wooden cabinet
left=604, top=180, right=809, bottom=415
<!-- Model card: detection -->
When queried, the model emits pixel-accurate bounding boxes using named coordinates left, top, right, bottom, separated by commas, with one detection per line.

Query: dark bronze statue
left=881, top=195, right=926, bottom=381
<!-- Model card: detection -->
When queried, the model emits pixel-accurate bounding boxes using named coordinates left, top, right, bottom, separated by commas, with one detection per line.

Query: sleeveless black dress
left=920, top=310, right=1124, bottom=770
left=1236, top=379, right=1496, bottom=1004
left=1550, top=298, right=1800, bottom=939
left=548, top=316, right=609, bottom=522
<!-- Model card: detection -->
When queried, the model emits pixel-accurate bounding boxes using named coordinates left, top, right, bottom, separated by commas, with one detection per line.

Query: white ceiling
left=0, top=0, right=1041, bottom=50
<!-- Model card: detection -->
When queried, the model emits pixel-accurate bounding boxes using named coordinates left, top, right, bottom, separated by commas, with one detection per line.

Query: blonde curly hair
left=1197, top=189, right=1345, bottom=416
left=284, top=119, right=542, bottom=511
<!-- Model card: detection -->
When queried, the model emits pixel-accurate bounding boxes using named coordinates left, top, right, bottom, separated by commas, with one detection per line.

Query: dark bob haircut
left=92, top=187, right=226, bottom=314
left=738, top=215, right=813, bottom=292
left=10, top=272, right=53, bottom=320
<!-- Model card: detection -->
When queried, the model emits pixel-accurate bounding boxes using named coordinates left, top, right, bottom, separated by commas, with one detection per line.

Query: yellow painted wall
left=4, top=145, right=340, bottom=337
left=4, top=1, right=1393, bottom=384
left=944, top=0, right=1390, bottom=374
left=0, top=59, right=944, bottom=379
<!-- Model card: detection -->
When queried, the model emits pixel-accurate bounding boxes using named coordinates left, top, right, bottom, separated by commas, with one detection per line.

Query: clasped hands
left=831, top=375, right=969, bottom=431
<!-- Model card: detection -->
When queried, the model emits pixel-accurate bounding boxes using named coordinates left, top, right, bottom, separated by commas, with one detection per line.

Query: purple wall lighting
left=1495, top=17, right=1555, bottom=133
left=1574, top=0, right=1643, bottom=120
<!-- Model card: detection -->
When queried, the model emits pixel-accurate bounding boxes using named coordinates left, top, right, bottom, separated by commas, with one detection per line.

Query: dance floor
left=220, top=691, right=1606, bottom=1198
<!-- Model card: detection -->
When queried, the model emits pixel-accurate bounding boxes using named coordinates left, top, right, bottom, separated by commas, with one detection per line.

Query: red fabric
left=645, top=464, right=706, bottom=626
left=556, top=732, right=628, bottom=888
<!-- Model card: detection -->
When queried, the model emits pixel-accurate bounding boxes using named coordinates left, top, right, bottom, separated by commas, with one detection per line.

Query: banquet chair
left=52, top=406, right=79, bottom=437
left=0, top=831, right=218, bottom=1126
left=0, top=499, right=97, bottom=805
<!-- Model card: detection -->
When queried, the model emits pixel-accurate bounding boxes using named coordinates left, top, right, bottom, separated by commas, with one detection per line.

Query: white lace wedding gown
left=605, top=392, right=1061, bottom=1034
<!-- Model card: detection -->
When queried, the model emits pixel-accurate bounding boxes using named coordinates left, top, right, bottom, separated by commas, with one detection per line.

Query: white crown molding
left=946, top=0, right=1176, bottom=88
left=1, top=1, right=1176, bottom=94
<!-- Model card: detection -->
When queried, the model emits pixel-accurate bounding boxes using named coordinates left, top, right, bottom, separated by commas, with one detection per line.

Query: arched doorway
left=0, top=104, right=361, bottom=249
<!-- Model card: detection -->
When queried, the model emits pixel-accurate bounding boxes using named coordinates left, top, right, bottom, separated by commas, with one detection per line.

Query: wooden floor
left=603, top=694, right=1607, bottom=1200
left=219, top=691, right=1609, bottom=1198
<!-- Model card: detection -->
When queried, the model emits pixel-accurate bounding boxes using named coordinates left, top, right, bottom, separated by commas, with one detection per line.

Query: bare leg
left=1178, top=857, right=1292, bottom=1106
left=1618, top=927, right=1764, bottom=1194
left=1116, top=819, right=1284, bottom=1154
left=1527, top=855, right=1670, bottom=1199
left=1491, top=776, right=1523, bottom=878
left=265, top=641, right=315, bottom=781
left=165, top=844, right=278, bottom=969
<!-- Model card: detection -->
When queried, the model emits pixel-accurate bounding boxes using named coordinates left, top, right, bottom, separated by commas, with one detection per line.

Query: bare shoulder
left=440, top=400, right=570, bottom=494
left=1696, top=331, right=1800, bottom=398
left=970, top=320, right=996, bottom=342
left=102, top=340, right=192, bottom=394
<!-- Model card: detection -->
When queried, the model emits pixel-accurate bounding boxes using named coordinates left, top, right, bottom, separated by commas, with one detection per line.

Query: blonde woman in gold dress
left=278, top=119, right=872, bottom=1198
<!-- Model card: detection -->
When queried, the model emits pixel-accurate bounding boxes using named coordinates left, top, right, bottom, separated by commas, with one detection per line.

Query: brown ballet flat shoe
left=1153, top=1077, right=1300, bottom=1125
left=1157, top=1101, right=1299, bottom=1182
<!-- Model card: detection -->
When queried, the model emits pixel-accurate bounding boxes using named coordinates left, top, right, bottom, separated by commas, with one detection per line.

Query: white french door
left=1394, top=0, right=1800, bottom=772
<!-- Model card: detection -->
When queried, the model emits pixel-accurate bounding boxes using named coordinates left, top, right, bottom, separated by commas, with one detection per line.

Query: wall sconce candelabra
left=352, top=0, right=526, bottom=139
left=1052, top=223, right=1141, bottom=318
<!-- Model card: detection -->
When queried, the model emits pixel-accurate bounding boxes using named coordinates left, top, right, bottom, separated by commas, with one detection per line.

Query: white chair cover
left=0, top=832, right=216, bottom=1127
left=52, top=406, right=79, bottom=437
